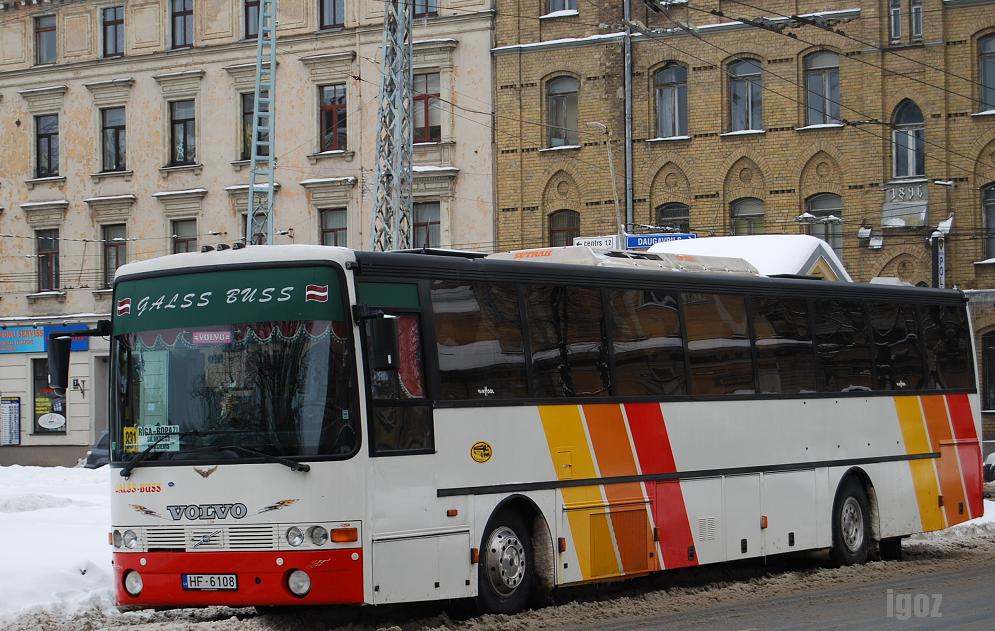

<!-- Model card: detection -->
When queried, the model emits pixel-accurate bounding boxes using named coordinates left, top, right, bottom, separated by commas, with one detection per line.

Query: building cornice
left=942, top=0, right=995, bottom=7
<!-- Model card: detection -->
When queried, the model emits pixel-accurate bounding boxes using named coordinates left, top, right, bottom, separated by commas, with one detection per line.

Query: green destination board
left=113, top=266, right=345, bottom=334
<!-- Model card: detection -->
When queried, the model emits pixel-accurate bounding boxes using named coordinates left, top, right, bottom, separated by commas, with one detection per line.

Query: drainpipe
left=623, top=1, right=634, bottom=233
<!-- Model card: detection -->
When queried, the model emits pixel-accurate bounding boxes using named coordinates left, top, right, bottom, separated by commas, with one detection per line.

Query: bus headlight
left=112, top=530, right=123, bottom=548
left=286, top=526, right=304, bottom=547
left=122, top=530, right=139, bottom=550
left=286, top=569, right=310, bottom=597
left=124, top=570, right=143, bottom=596
left=308, top=526, right=328, bottom=546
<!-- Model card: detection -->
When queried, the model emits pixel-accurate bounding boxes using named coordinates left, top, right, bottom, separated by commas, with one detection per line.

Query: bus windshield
left=109, top=265, right=358, bottom=464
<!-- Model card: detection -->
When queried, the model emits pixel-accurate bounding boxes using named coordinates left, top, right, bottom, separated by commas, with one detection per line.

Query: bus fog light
left=286, top=526, right=304, bottom=547
left=308, top=526, right=328, bottom=546
left=124, top=570, right=143, bottom=596
left=122, top=530, right=139, bottom=550
left=112, top=530, right=123, bottom=549
left=287, top=569, right=311, bottom=597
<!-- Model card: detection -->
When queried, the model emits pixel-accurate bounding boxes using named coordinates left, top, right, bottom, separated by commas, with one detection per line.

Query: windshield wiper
left=208, top=444, right=311, bottom=473
left=119, top=430, right=231, bottom=478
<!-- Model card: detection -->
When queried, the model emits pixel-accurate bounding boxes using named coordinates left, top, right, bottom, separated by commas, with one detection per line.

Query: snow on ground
left=0, top=466, right=992, bottom=630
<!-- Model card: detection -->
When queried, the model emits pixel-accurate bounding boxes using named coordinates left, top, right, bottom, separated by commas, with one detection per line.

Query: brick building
left=494, top=0, right=995, bottom=440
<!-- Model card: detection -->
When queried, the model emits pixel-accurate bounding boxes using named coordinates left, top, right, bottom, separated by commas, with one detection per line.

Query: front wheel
left=831, top=478, right=871, bottom=565
left=477, top=512, right=534, bottom=614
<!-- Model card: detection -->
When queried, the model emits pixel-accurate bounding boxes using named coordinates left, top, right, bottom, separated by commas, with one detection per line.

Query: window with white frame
left=547, top=76, right=579, bottom=147
left=806, top=193, right=844, bottom=258
left=892, top=100, right=924, bottom=178
left=655, top=64, right=688, bottom=138
left=981, top=35, right=995, bottom=111
left=320, top=208, right=347, bottom=246
left=729, top=59, right=763, bottom=131
left=910, top=0, right=923, bottom=40
left=413, top=202, right=441, bottom=248
left=889, top=0, right=901, bottom=42
left=730, top=197, right=764, bottom=235
left=548, top=0, right=577, bottom=12
left=804, top=51, right=840, bottom=125
left=984, top=184, right=995, bottom=259
left=36, top=229, right=59, bottom=291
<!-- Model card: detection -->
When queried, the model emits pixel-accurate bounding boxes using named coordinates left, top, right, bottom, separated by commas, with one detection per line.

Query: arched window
left=547, top=76, right=578, bottom=147
left=892, top=100, right=924, bottom=178
left=804, top=51, right=840, bottom=125
left=656, top=202, right=690, bottom=233
left=806, top=193, right=844, bottom=258
left=984, top=184, right=995, bottom=259
left=981, top=35, right=995, bottom=111
left=655, top=64, right=688, bottom=138
left=730, top=197, right=764, bottom=235
left=729, top=59, right=763, bottom=131
left=549, top=210, right=580, bottom=246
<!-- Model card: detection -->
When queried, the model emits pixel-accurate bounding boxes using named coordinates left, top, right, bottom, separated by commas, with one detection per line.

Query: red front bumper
left=113, top=549, right=364, bottom=607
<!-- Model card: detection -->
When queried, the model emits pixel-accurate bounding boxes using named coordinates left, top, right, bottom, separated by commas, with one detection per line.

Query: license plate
left=181, top=573, right=238, bottom=591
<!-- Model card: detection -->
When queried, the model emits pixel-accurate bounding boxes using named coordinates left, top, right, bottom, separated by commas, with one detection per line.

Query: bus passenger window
left=608, top=289, right=685, bottom=396
left=752, top=296, right=816, bottom=393
left=431, top=281, right=529, bottom=400
left=526, top=285, right=610, bottom=398
left=870, top=302, right=924, bottom=391
left=683, top=293, right=754, bottom=395
left=813, top=300, right=873, bottom=392
left=920, top=305, right=974, bottom=390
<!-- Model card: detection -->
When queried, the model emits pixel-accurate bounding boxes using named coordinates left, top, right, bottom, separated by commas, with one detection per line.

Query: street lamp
left=588, top=121, right=625, bottom=249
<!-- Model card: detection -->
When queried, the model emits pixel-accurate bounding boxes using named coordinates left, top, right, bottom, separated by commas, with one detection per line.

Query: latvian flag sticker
left=305, top=284, right=329, bottom=303
left=116, top=298, right=132, bottom=316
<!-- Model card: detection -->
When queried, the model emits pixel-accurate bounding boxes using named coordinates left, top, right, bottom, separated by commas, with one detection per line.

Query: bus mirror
left=370, top=316, right=399, bottom=372
left=48, top=335, right=72, bottom=394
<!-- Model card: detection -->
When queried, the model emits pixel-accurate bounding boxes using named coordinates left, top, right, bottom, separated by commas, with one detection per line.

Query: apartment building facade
left=0, top=0, right=496, bottom=464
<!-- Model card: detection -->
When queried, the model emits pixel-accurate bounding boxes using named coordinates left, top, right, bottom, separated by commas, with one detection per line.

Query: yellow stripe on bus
left=538, top=405, right=620, bottom=580
left=894, top=397, right=946, bottom=532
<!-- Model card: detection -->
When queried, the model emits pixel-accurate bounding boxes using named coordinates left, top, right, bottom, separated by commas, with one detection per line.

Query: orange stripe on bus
left=894, top=397, right=946, bottom=532
left=920, top=396, right=968, bottom=526
left=583, top=404, right=657, bottom=574
left=538, top=405, right=618, bottom=580
left=945, top=394, right=983, bottom=519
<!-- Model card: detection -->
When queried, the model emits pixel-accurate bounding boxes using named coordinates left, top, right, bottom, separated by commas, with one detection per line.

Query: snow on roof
left=114, top=245, right=353, bottom=279
left=648, top=234, right=852, bottom=281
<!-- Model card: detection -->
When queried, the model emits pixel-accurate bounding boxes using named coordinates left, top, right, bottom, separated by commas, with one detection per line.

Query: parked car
left=83, top=431, right=109, bottom=469
left=985, top=452, right=995, bottom=484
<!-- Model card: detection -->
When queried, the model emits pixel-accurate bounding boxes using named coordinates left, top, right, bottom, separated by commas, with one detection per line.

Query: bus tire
left=831, top=478, right=871, bottom=566
left=477, top=512, right=535, bottom=614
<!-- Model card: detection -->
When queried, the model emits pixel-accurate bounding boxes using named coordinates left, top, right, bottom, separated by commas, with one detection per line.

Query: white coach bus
left=49, top=244, right=984, bottom=612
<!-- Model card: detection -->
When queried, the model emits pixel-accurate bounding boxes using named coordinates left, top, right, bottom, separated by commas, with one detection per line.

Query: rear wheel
left=831, top=478, right=871, bottom=566
left=477, top=512, right=534, bottom=614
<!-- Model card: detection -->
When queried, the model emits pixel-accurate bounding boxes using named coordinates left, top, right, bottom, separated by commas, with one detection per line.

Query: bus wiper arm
left=213, top=444, right=311, bottom=473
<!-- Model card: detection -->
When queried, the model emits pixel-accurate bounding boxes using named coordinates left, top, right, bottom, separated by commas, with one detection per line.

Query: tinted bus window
left=814, top=299, right=873, bottom=392
left=752, top=296, right=817, bottom=393
left=683, top=293, right=754, bottom=395
left=527, top=286, right=610, bottom=397
left=921, top=304, right=974, bottom=390
left=608, top=289, right=686, bottom=396
left=870, top=302, right=925, bottom=390
left=431, top=281, right=528, bottom=400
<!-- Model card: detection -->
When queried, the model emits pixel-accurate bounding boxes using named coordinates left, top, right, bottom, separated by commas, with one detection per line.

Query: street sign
left=625, top=233, right=697, bottom=249
left=573, top=235, right=619, bottom=249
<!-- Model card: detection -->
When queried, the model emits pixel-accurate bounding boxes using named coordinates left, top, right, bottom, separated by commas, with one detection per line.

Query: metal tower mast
left=246, top=0, right=277, bottom=245
left=370, top=0, right=414, bottom=251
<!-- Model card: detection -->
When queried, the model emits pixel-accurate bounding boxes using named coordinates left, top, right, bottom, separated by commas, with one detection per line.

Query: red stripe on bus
left=920, top=396, right=968, bottom=526
left=945, top=394, right=978, bottom=441
left=624, top=403, right=697, bottom=569
left=946, top=394, right=983, bottom=518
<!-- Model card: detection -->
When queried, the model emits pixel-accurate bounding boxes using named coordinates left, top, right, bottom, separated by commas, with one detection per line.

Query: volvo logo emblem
left=192, top=529, right=222, bottom=549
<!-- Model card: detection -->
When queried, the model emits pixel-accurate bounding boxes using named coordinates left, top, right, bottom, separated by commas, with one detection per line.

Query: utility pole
left=370, top=0, right=414, bottom=252
left=588, top=122, right=625, bottom=249
left=622, top=0, right=634, bottom=235
left=246, top=0, right=278, bottom=246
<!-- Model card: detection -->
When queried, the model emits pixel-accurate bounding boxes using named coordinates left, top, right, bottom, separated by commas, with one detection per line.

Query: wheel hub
left=485, top=526, right=526, bottom=596
left=840, top=496, right=865, bottom=553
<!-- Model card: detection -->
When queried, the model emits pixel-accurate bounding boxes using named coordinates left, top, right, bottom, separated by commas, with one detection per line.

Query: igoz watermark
left=886, top=589, right=942, bottom=621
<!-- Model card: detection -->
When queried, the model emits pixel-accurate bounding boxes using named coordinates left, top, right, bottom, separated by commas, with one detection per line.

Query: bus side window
left=683, top=293, right=753, bottom=395
left=608, top=288, right=686, bottom=396
left=813, top=300, right=873, bottom=392
left=752, top=296, right=816, bottom=394
left=870, top=302, right=924, bottom=391
left=920, top=304, right=974, bottom=390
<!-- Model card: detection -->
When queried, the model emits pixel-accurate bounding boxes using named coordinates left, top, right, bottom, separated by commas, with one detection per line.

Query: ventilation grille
left=696, top=517, right=718, bottom=542
left=228, top=525, right=278, bottom=550
left=145, top=526, right=185, bottom=550
left=143, top=524, right=280, bottom=551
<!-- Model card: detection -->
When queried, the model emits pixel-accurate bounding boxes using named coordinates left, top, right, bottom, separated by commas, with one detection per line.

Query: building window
left=729, top=59, right=763, bottom=131
left=656, top=202, right=690, bottom=233
left=319, top=85, right=347, bottom=151
left=730, top=197, right=764, bottom=235
left=910, top=0, right=923, bottom=40
left=35, top=114, right=59, bottom=178
left=889, top=0, right=901, bottom=42
left=413, top=202, right=441, bottom=248
left=655, top=64, right=688, bottom=138
left=549, top=209, right=579, bottom=246
left=806, top=193, right=844, bottom=258
left=171, top=0, right=194, bottom=49
left=984, top=185, right=995, bottom=259
left=35, top=15, right=56, bottom=65
left=548, top=0, right=577, bottom=11
left=172, top=219, right=197, bottom=253
left=101, top=107, right=127, bottom=172
left=102, top=6, right=125, bottom=57
left=413, top=0, right=438, bottom=18
left=170, top=100, right=196, bottom=166
left=241, top=92, right=270, bottom=160
left=320, top=208, right=347, bottom=246
left=102, top=224, right=127, bottom=287
left=36, top=229, right=59, bottom=291
left=319, top=0, right=344, bottom=29
left=33, top=359, right=66, bottom=434
left=981, top=35, right=995, bottom=111
left=984, top=332, right=995, bottom=410
left=804, top=51, right=840, bottom=126
left=547, top=76, right=579, bottom=147
left=892, top=100, right=924, bottom=178
left=413, top=73, right=441, bottom=143
left=245, top=0, right=260, bottom=39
